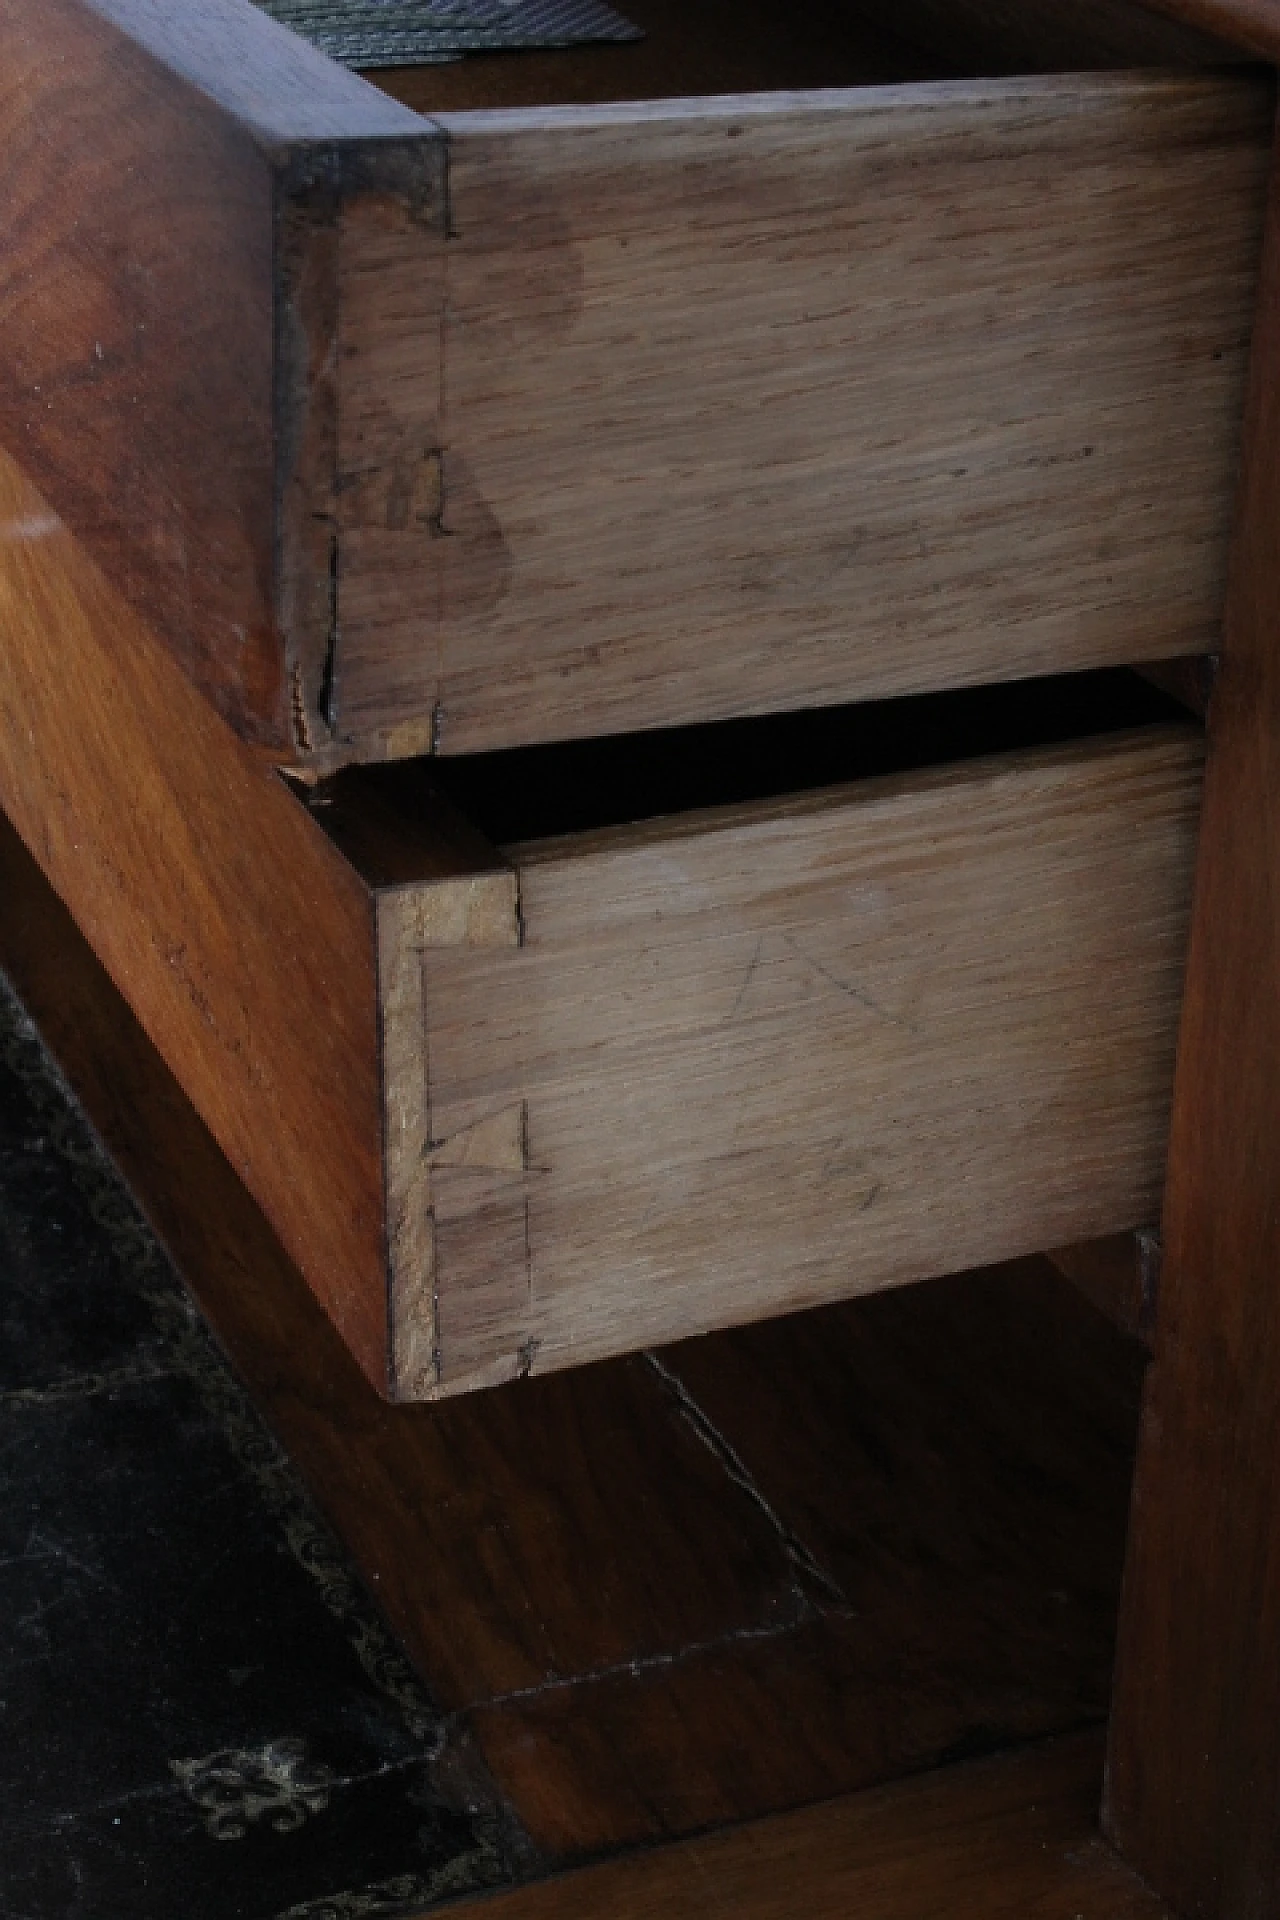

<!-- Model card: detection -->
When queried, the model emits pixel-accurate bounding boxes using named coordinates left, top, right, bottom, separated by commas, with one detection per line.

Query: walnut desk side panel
left=0, top=443, right=393, bottom=1389
left=1106, top=110, right=1280, bottom=1920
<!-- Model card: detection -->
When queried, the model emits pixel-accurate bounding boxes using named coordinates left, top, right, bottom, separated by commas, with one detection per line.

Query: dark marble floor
left=0, top=974, right=531, bottom=1920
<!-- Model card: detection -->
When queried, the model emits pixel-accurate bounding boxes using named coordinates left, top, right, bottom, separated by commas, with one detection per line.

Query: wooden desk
left=1, top=1, right=1278, bottom=1912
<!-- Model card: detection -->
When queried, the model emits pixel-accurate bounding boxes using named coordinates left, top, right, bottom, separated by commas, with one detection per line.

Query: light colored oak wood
left=373, top=726, right=1203, bottom=1397
left=379, top=867, right=521, bottom=1390
left=445, top=1731, right=1169, bottom=1920
left=328, top=178, right=447, bottom=762
left=328, top=72, right=1269, bottom=760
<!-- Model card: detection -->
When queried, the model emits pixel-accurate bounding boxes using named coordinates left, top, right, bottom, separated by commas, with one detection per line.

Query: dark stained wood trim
left=1104, top=118, right=1280, bottom=1920
left=450, top=1732, right=1166, bottom=1920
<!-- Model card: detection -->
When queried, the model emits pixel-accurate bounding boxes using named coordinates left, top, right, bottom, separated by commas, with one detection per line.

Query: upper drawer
left=363, top=76, right=1269, bottom=760
left=0, top=0, right=1270, bottom=764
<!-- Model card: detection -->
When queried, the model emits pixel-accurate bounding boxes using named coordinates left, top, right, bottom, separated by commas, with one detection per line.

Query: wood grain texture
left=0, top=0, right=438, bottom=752
left=372, top=727, right=1203, bottom=1397
left=0, top=834, right=1154, bottom=1862
left=474, top=1261, right=1146, bottom=1855
left=328, top=175, right=446, bottom=761
left=379, top=868, right=520, bottom=1393
left=449, top=1733, right=1169, bottom=1920
left=331, top=73, right=1270, bottom=757
left=1105, top=121, right=1280, bottom=1920
left=0, top=443, right=392, bottom=1388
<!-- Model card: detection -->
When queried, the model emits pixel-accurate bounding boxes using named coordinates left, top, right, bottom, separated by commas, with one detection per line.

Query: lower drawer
left=320, top=716, right=1201, bottom=1398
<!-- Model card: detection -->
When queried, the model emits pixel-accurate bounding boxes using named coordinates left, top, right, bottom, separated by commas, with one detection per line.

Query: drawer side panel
left=334, top=73, right=1269, bottom=755
left=403, top=726, right=1202, bottom=1394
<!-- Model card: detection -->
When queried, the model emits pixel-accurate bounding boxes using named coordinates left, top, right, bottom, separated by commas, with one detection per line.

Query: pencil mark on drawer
left=725, top=930, right=921, bottom=1035
left=738, top=535, right=866, bottom=599
left=818, top=1143, right=884, bottom=1216
left=782, top=935, right=921, bottom=1034
left=727, top=933, right=768, bottom=1023
left=428, top=1101, right=527, bottom=1176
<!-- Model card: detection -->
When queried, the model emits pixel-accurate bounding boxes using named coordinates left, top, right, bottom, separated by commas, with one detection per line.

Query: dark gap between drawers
left=314, top=664, right=1199, bottom=856
left=365, top=0, right=1251, bottom=116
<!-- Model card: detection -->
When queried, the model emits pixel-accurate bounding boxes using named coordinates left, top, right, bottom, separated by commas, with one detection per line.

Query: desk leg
left=1105, top=123, right=1280, bottom=1919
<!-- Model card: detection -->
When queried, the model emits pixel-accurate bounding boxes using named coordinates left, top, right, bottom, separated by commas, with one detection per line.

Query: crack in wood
left=643, top=1350, right=848, bottom=1608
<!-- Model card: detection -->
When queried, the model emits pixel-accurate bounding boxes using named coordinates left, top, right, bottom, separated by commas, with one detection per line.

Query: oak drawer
left=1, top=0, right=1270, bottom=766
left=348, top=75, right=1268, bottom=760
left=313, top=715, right=1201, bottom=1398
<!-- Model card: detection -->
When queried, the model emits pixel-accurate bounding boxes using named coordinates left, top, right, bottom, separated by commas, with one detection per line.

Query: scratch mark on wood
left=728, top=933, right=767, bottom=1024
left=780, top=935, right=922, bottom=1035
left=644, top=1350, right=847, bottom=1607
